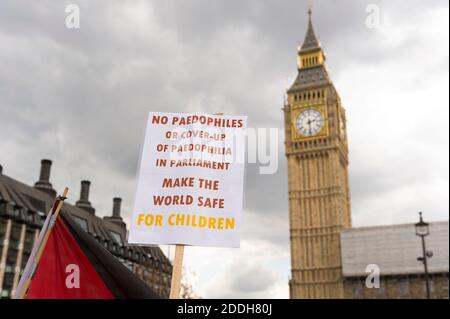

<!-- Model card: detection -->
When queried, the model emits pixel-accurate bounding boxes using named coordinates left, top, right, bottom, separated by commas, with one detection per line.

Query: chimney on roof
left=34, top=159, right=57, bottom=198
left=104, top=197, right=126, bottom=228
left=75, top=180, right=95, bottom=215
left=112, top=197, right=122, bottom=218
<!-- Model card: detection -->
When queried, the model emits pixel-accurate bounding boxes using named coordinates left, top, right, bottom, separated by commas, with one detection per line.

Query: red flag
left=26, top=217, right=113, bottom=298
left=23, top=211, right=160, bottom=299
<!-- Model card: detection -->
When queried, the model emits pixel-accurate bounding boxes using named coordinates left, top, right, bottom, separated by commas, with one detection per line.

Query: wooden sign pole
left=169, top=244, right=185, bottom=299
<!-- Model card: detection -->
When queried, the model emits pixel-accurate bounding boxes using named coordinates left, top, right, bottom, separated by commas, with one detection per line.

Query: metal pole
left=421, top=235, right=431, bottom=299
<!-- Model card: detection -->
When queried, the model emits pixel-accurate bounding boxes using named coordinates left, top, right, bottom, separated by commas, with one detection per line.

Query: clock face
left=296, top=109, right=324, bottom=137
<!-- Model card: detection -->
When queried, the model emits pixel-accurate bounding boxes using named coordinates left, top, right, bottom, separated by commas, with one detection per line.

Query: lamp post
left=415, top=212, right=432, bottom=299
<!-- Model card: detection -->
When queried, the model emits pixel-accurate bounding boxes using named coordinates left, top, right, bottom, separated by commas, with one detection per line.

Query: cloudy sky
left=0, top=0, right=448, bottom=298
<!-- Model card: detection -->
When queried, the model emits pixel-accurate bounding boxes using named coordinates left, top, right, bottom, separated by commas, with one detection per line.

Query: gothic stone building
left=285, top=9, right=449, bottom=299
left=0, top=160, right=172, bottom=298
left=341, top=221, right=449, bottom=299
left=285, top=9, right=352, bottom=299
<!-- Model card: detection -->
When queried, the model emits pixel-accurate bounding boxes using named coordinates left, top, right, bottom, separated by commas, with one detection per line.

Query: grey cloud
left=229, top=262, right=278, bottom=294
left=0, top=0, right=448, bottom=298
left=1, top=0, right=447, bottom=233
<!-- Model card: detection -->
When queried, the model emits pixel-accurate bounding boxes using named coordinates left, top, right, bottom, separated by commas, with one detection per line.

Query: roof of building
left=300, top=10, right=321, bottom=52
left=341, top=221, right=449, bottom=277
left=288, top=65, right=331, bottom=92
left=0, top=170, right=172, bottom=272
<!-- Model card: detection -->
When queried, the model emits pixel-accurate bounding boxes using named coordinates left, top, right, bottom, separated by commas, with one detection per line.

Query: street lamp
left=415, top=212, right=433, bottom=299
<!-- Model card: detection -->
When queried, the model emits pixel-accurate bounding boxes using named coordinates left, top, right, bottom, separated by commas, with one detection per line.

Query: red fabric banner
left=26, top=218, right=113, bottom=299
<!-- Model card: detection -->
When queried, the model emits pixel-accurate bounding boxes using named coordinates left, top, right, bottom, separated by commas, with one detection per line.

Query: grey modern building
left=0, top=160, right=172, bottom=299
left=341, top=221, right=449, bottom=299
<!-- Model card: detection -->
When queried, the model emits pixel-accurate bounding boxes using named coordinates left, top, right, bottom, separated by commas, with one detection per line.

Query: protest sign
left=128, top=112, right=247, bottom=248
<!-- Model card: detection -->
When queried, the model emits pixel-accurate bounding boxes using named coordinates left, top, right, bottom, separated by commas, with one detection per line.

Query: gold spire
left=300, top=4, right=320, bottom=52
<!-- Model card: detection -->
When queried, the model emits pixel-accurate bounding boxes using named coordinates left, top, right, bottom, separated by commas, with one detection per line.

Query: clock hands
left=307, top=118, right=313, bottom=136
left=306, top=117, right=316, bottom=136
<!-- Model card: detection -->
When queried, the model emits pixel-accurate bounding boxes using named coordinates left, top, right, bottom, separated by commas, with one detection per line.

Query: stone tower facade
left=284, top=10, right=352, bottom=299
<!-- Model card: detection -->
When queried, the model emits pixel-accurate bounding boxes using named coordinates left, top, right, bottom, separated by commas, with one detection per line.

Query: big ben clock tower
left=284, top=9, right=352, bottom=299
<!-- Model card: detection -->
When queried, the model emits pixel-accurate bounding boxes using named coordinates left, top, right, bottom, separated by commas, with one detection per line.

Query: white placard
left=128, top=112, right=247, bottom=248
